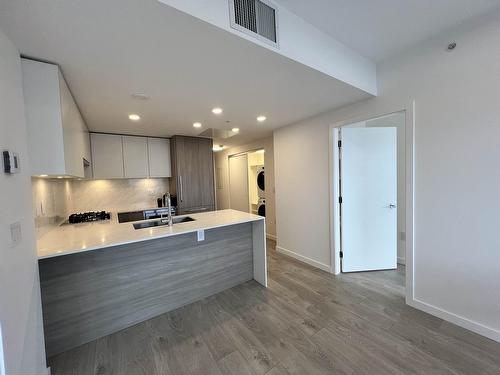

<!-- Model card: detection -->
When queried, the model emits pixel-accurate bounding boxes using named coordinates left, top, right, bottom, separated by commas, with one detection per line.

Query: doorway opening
left=0, top=322, right=5, bottom=375
left=228, top=149, right=266, bottom=217
left=332, top=112, right=406, bottom=275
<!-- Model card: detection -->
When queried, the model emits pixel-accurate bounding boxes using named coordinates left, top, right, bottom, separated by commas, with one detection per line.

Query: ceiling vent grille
left=230, top=0, right=279, bottom=47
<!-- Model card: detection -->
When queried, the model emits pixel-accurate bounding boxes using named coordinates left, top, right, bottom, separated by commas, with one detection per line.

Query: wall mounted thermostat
left=3, top=151, right=20, bottom=174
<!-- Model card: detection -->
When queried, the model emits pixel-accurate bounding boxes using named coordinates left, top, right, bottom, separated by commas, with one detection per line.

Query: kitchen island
left=37, top=209, right=266, bottom=357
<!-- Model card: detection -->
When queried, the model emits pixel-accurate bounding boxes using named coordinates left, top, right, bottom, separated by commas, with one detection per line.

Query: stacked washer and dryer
left=256, top=166, right=265, bottom=217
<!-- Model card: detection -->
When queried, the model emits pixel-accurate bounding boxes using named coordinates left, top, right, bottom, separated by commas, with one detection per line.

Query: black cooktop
left=68, top=211, right=111, bottom=224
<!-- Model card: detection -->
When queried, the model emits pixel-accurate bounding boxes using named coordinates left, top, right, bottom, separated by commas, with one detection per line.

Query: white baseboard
left=266, top=233, right=277, bottom=241
left=408, top=298, right=500, bottom=343
left=276, top=245, right=332, bottom=273
left=397, top=256, right=406, bottom=265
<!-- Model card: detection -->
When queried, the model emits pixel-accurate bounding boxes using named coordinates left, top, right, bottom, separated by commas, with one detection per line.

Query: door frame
left=328, top=102, right=415, bottom=305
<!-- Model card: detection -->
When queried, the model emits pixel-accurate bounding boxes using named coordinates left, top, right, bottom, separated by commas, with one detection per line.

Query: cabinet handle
left=187, top=207, right=208, bottom=212
left=179, top=175, right=183, bottom=202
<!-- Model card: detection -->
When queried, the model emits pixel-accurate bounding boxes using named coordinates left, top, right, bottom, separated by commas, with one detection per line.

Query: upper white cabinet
left=91, top=134, right=171, bottom=179
left=123, top=136, right=149, bottom=178
left=148, top=138, right=171, bottom=178
left=21, top=59, right=91, bottom=178
left=91, top=134, right=124, bottom=179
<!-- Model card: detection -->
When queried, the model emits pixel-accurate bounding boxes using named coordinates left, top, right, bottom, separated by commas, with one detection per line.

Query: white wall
left=274, top=12, right=500, bottom=341
left=0, top=29, right=47, bottom=375
left=215, top=137, right=276, bottom=238
left=274, top=122, right=332, bottom=269
left=158, top=0, right=377, bottom=95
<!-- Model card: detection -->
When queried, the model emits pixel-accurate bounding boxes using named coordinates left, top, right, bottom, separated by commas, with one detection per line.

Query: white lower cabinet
left=91, top=134, right=171, bottom=179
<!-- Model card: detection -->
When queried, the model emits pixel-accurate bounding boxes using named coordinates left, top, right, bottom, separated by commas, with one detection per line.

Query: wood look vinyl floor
left=49, top=240, right=500, bottom=375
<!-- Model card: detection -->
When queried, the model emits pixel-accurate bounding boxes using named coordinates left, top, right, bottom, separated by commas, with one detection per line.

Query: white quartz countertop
left=37, top=209, right=264, bottom=259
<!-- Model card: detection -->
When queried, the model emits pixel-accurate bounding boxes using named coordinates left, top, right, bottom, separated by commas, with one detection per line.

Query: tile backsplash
left=32, top=178, right=72, bottom=238
left=70, top=178, right=169, bottom=213
left=32, top=177, right=169, bottom=239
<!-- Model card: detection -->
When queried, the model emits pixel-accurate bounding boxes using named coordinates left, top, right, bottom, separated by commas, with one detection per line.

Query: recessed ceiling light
left=129, top=114, right=141, bottom=121
left=212, top=145, right=224, bottom=152
left=131, top=93, right=150, bottom=100
left=212, top=107, right=223, bottom=115
left=257, top=115, right=267, bottom=122
left=193, top=122, right=202, bottom=128
left=232, top=128, right=240, bottom=133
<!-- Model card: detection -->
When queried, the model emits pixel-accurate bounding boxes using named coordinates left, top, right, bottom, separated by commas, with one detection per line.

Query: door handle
left=388, top=204, right=397, bottom=209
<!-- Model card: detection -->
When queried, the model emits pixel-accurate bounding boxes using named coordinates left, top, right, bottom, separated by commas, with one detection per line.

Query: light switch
left=197, top=229, right=205, bottom=242
left=10, top=222, right=22, bottom=247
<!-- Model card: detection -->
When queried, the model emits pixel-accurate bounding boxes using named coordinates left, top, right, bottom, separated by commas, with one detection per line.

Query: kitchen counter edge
left=37, top=209, right=265, bottom=260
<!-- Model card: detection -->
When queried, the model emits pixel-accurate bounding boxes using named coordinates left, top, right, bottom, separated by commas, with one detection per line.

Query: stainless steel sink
left=133, top=216, right=195, bottom=230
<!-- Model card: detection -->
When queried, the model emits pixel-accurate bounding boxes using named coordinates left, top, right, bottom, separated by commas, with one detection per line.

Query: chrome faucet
left=161, top=193, right=173, bottom=226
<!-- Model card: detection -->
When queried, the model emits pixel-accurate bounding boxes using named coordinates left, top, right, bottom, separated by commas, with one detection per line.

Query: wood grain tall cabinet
left=170, top=136, right=215, bottom=214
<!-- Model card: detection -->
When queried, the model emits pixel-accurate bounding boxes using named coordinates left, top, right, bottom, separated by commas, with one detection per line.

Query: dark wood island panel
left=39, top=222, right=253, bottom=357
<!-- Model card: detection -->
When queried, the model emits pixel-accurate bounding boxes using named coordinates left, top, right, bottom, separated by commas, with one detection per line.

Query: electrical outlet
left=10, top=222, right=22, bottom=247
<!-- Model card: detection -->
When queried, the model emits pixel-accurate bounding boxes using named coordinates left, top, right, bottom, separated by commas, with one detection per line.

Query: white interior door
left=229, top=154, right=250, bottom=212
left=341, top=127, right=397, bottom=272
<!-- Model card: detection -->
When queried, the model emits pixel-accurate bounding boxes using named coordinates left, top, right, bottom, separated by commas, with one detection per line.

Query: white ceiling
left=277, top=0, right=500, bottom=61
left=0, top=0, right=371, bottom=148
